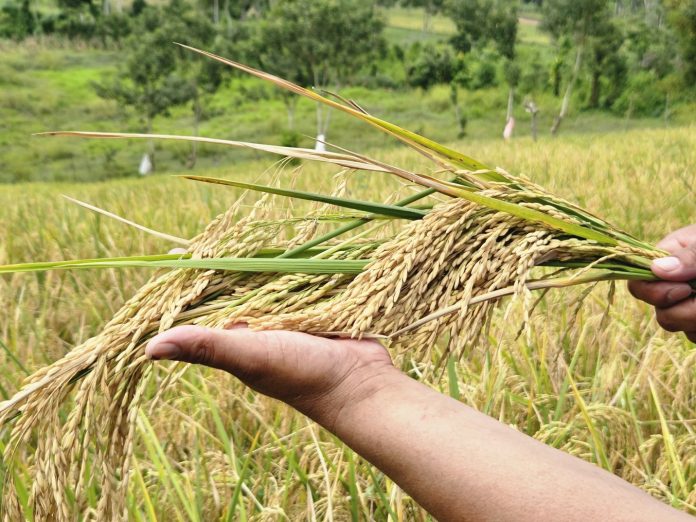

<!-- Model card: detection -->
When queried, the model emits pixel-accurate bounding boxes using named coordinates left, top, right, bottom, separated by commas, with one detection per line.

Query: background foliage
left=1, top=0, right=695, bottom=182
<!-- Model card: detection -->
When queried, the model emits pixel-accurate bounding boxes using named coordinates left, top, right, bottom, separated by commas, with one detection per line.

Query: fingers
left=654, top=297, right=696, bottom=335
left=652, top=224, right=696, bottom=282
left=628, top=280, right=693, bottom=308
left=628, top=279, right=695, bottom=343
left=145, top=325, right=270, bottom=378
left=652, top=252, right=696, bottom=282
left=656, top=223, right=696, bottom=250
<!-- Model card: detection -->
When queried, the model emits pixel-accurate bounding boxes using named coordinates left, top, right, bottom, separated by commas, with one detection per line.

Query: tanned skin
left=146, top=226, right=696, bottom=522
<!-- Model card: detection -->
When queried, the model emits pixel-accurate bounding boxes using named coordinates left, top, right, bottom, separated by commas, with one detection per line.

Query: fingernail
left=666, top=285, right=693, bottom=303
left=146, top=342, right=181, bottom=360
left=653, top=256, right=681, bottom=272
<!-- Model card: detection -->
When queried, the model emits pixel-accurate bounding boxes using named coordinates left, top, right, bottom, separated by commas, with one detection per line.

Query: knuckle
left=655, top=310, right=682, bottom=333
left=644, top=287, right=667, bottom=307
left=681, top=243, right=696, bottom=264
left=627, top=281, right=642, bottom=299
left=189, top=334, right=216, bottom=366
left=630, top=282, right=665, bottom=306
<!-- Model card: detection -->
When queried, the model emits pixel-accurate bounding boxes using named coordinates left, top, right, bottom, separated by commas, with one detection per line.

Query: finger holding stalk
left=629, top=223, right=696, bottom=342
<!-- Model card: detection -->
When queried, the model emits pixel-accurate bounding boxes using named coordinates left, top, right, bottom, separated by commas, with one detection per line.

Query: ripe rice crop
left=0, top=47, right=694, bottom=520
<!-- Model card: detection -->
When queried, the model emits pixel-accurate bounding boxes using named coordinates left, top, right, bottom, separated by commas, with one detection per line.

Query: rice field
left=0, top=126, right=695, bottom=519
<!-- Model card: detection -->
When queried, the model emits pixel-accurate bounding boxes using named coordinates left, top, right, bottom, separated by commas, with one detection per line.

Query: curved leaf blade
left=183, top=175, right=427, bottom=220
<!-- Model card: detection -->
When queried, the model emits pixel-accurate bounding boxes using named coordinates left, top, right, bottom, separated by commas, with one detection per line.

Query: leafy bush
left=406, top=44, right=460, bottom=90
left=0, top=0, right=36, bottom=40
left=612, top=71, right=667, bottom=117
left=467, top=51, right=499, bottom=89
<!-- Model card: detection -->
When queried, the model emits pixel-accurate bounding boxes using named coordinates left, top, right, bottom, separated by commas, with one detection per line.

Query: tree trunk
left=551, top=44, right=583, bottom=136
left=314, top=78, right=334, bottom=149
left=503, top=87, right=515, bottom=140
left=588, top=69, right=601, bottom=109
left=450, top=84, right=465, bottom=138
left=423, top=12, right=431, bottom=33
left=315, top=103, right=332, bottom=150
left=524, top=100, right=539, bottom=142
left=531, top=112, right=538, bottom=141
left=139, top=116, right=155, bottom=175
left=423, top=3, right=432, bottom=33
left=189, top=95, right=201, bottom=168
left=552, top=60, right=562, bottom=97
left=286, top=96, right=297, bottom=130
left=147, top=116, right=155, bottom=171
left=213, top=0, right=219, bottom=24
left=454, top=102, right=464, bottom=137
left=315, top=103, right=323, bottom=148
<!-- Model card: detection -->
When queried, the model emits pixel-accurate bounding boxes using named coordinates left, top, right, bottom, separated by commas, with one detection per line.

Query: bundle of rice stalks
left=0, top=46, right=692, bottom=520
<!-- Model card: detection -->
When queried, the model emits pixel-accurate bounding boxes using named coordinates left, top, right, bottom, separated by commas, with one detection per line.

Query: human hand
left=145, top=325, right=396, bottom=428
left=628, top=224, right=696, bottom=342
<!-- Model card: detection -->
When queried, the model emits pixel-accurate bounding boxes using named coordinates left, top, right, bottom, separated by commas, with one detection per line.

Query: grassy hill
left=2, top=7, right=693, bottom=183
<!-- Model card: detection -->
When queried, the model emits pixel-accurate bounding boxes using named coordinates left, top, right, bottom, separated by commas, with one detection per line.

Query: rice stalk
left=0, top=48, right=691, bottom=520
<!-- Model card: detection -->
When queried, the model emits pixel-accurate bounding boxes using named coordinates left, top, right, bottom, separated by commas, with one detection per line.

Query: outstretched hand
left=146, top=291, right=691, bottom=522
left=629, top=223, right=696, bottom=342
left=145, top=325, right=395, bottom=428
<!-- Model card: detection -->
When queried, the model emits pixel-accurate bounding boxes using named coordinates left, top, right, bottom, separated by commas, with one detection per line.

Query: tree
left=254, top=0, right=385, bottom=146
left=447, top=0, right=517, bottom=57
left=406, top=43, right=459, bottom=89
left=541, top=0, right=613, bottom=134
left=405, top=42, right=469, bottom=138
left=584, top=21, right=626, bottom=109
left=447, top=0, right=518, bottom=137
left=94, top=1, right=213, bottom=172
left=167, top=0, right=234, bottom=167
left=665, top=0, right=696, bottom=85
left=0, top=0, right=37, bottom=39
left=54, top=0, right=99, bottom=40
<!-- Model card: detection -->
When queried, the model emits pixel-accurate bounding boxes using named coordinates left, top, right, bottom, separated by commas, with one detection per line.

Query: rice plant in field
left=0, top=47, right=694, bottom=519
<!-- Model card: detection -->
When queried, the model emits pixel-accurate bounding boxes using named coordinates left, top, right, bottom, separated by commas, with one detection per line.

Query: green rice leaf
left=280, top=188, right=437, bottom=258
left=452, top=187, right=619, bottom=245
left=183, top=175, right=427, bottom=220
left=0, top=254, right=192, bottom=274
left=0, top=255, right=369, bottom=275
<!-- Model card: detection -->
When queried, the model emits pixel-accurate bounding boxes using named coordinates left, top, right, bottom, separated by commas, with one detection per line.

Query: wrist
left=295, top=359, right=405, bottom=432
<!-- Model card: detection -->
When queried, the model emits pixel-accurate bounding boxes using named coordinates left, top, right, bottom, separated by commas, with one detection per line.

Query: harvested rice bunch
left=0, top=47, right=688, bottom=520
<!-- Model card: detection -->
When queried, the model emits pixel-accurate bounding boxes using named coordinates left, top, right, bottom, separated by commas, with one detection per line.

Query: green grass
left=518, top=15, right=550, bottom=46
left=385, top=6, right=456, bottom=36
left=1, top=126, right=695, bottom=518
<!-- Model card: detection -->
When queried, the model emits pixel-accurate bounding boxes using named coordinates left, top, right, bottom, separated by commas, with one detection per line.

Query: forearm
left=305, top=369, right=690, bottom=522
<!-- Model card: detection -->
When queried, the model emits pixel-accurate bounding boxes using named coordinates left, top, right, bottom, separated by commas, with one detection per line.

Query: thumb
left=145, top=325, right=268, bottom=377
left=652, top=244, right=696, bottom=282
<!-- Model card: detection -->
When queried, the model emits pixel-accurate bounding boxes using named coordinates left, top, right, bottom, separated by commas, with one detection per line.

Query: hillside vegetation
left=2, top=0, right=695, bottom=183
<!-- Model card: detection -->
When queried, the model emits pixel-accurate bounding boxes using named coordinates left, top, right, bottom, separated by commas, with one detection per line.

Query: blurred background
left=1, top=0, right=695, bottom=183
